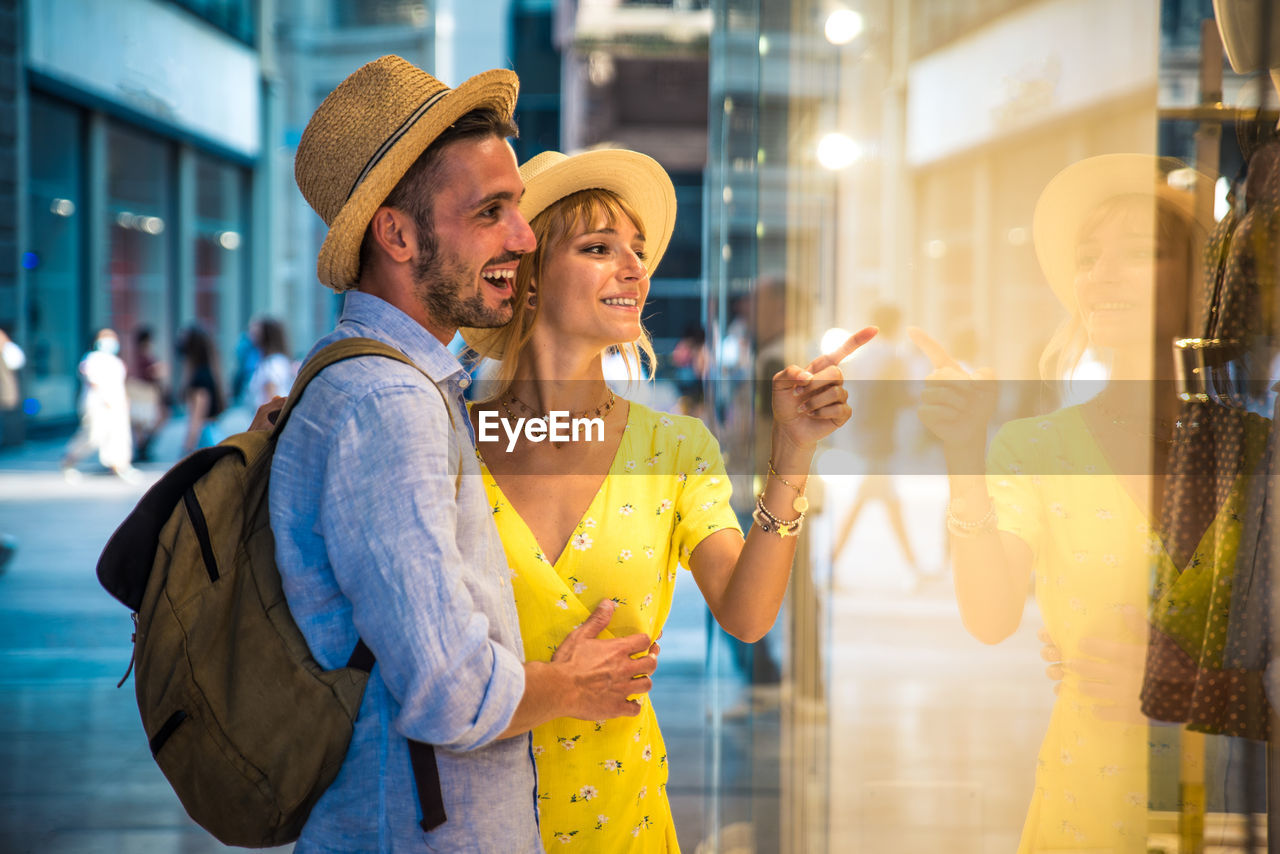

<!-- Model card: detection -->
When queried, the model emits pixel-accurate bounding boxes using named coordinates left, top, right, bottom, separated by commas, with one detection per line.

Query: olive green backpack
left=97, top=337, right=451, bottom=847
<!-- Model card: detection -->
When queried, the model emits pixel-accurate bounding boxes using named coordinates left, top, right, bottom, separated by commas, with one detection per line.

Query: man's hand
left=1038, top=611, right=1149, bottom=724
left=551, top=599, right=657, bottom=720
left=1040, top=627, right=1065, bottom=694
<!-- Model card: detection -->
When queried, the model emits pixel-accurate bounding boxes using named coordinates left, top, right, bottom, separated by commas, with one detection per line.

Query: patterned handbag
left=1141, top=141, right=1280, bottom=740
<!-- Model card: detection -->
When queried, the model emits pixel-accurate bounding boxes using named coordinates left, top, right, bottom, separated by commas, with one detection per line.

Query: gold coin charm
left=793, top=495, right=809, bottom=514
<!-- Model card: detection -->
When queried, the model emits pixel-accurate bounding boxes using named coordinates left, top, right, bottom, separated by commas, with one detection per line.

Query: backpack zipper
left=183, top=489, right=220, bottom=583
left=116, top=612, right=137, bottom=688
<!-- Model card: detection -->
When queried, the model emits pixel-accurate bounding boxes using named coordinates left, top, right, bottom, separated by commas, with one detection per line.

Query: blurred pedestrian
left=230, top=318, right=262, bottom=406
left=246, top=317, right=296, bottom=408
left=61, top=328, right=139, bottom=482
left=126, top=325, right=170, bottom=462
left=833, top=302, right=926, bottom=591
left=175, top=325, right=227, bottom=456
left=0, top=327, right=22, bottom=570
left=671, top=324, right=708, bottom=418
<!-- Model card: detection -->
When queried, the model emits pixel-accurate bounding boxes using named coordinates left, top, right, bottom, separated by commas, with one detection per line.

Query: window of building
left=332, top=0, right=428, bottom=28
left=107, top=123, right=174, bottom=381
left=194, top=154, right=249, bottom=363
left=25, top=95, right=86, bottom=424
left=168, top=0, right=257, bottom=45
left=511, top=3, right=561, bottom=161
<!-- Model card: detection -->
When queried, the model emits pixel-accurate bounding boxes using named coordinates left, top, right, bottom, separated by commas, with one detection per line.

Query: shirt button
left=458, top=376, right=471, bottom=390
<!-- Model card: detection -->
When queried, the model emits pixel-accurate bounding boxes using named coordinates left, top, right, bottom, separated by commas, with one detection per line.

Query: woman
left=913, top=154, right=1210, bottom=852
left=247, top=317, right=296, bottom=408
left=461, top=149, right=872, bottom=851
left=176, top=324, right=227, bottom=455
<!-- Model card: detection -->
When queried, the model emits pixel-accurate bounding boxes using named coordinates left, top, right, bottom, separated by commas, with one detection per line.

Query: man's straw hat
left=460, top=148, right=677, bottom=359
left=1033, top=153, right=1204, bottom=305
left=294, top=55, right=518, bottom=291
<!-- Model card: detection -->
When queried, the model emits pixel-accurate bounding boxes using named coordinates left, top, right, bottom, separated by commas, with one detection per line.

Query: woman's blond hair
left=475, top=187, right=658, bottom=399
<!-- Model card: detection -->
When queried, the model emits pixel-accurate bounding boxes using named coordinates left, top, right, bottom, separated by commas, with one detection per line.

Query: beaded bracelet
left=754, top=492, right=805, bottom=537
left=945, top=499, right=998, bottom=538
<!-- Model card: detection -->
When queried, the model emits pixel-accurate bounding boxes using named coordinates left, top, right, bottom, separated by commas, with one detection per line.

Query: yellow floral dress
left=987, top=407, right=1236, bottom=853
left=479, top=402, right=742, bottom=852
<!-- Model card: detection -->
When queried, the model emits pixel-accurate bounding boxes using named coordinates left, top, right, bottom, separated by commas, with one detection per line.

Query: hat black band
left=346, top=87, right=452, bottom=202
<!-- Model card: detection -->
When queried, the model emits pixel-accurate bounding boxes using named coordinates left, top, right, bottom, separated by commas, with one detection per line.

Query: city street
left=0, top=438, right=274, bottom=853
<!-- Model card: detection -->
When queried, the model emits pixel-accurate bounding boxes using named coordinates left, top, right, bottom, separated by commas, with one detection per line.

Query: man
left=274, top=56, right=656, bottom=852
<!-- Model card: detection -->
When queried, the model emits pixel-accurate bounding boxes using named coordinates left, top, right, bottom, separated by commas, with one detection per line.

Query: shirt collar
left=338, top=291, right=469, bottom=388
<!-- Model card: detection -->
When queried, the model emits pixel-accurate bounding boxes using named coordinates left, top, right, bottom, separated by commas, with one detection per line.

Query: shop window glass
left=194, top=155, right=248, bottom=363
left=333, top=0, right=428, bottom=28
left=107, top=123, right=173, bottom=382
left=705, top=1, right=1274, bottom=852
left=168, top=0, right=257, bottom=45
left=25, top=95, right=85, bottom=423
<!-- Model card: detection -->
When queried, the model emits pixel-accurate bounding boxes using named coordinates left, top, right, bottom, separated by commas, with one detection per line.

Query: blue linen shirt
left=270, top=292, right=540, bottom=853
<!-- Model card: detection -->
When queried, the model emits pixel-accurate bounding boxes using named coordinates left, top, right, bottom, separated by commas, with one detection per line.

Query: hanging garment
left=1140, top=141, right=1280, bottom=741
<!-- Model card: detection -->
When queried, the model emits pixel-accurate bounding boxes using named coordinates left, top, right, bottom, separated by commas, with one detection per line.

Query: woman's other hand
left=771, top=326, right=878, bottom=450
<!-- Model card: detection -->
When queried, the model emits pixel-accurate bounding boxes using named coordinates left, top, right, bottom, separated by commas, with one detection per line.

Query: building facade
left=13, top=0, right=266, bottom=437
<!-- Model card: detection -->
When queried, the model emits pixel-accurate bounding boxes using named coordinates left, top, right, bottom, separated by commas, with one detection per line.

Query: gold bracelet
left=767, top=460, right=809, bottom=514
left=753, top=492, right=805, bottom=537
left=945, top=499, right=998, bottom=538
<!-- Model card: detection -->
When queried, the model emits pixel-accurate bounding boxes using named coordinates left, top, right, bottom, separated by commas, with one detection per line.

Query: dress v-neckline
left=483, top=404, right=634, bottom=569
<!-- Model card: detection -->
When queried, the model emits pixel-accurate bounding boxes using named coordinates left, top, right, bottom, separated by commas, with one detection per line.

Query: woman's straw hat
left=294, top=55, right=518, bottom=291
left=1032, top=153, right=1204, bottom=305
left=460, top=148, right=677, bottom=359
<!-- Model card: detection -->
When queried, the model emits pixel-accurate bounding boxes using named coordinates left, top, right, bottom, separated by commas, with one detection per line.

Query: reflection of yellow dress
left=988, top=408, right=1168, bottom=854
left=479, top=403, right=741, bottom=852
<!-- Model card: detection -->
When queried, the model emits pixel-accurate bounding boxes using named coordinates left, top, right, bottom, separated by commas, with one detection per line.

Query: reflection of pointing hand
left=908, top=326, right=997, bottom=450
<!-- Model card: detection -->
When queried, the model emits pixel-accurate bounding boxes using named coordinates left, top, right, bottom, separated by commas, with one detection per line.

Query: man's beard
left=411, top=226, right=514, bottom=330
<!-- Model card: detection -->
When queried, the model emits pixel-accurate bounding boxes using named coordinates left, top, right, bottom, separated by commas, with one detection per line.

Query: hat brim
left=460, top=148, right=677, bottom=359
left=316, top=69, right=519, bottom=290
left=1032, top=153, right=1202, bottom=305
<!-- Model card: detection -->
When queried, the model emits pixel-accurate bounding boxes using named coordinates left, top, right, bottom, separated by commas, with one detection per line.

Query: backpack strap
left=281, top=340, right=457, bottom=836
left=275, top=336, right=463, bottom=495
left=273, top=337, right=456, bottom=436
left=346, top=639, right=447, bottom=833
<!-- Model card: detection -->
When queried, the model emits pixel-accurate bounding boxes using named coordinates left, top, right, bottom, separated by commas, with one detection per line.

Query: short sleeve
left=985, top=422, right=1042, bottom=554
left=673, top=418, right=743, bottom=563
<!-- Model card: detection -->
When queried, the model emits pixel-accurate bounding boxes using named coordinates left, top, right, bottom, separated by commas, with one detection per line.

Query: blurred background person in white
left=60, top=328, right=138, bottom=482
left=0, top=327, right=22, bottom=570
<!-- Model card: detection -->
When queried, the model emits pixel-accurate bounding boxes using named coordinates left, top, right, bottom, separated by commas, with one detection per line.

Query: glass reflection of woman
left=912, top=154, right=1207, bottom=853
left=462, top=149, right=874, bottom=851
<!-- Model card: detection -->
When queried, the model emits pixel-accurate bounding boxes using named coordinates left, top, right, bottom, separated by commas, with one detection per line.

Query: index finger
left=805, top=326, right=878, bottom=374
left=907, top=326, right=963, bottom=371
